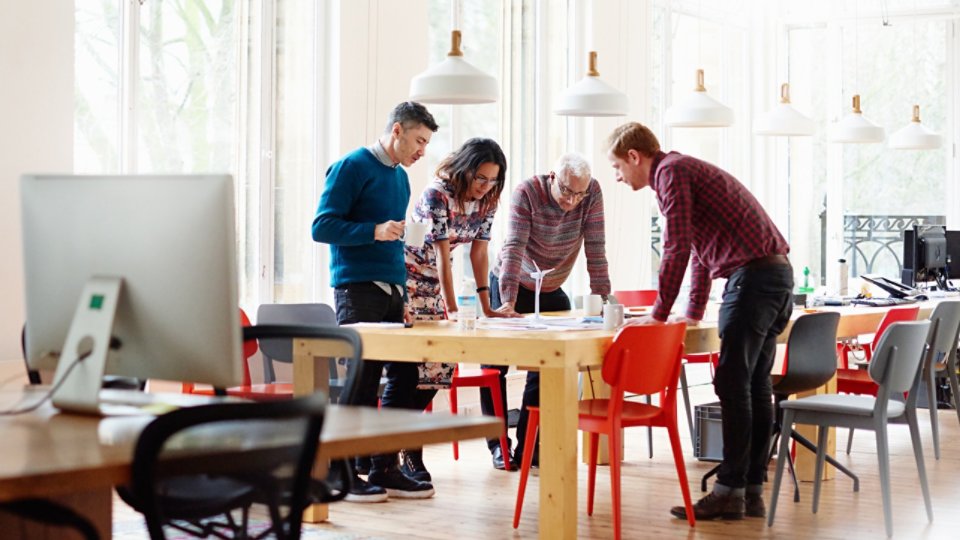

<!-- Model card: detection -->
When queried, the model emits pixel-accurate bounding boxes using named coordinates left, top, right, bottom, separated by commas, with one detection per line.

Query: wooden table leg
left=539, top=365, right=579, bottom=539
left=294, top=345, right=332, bottom=523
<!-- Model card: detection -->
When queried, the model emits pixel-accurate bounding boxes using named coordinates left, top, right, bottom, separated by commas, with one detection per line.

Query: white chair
left=767, top=320, right=933, bottom=538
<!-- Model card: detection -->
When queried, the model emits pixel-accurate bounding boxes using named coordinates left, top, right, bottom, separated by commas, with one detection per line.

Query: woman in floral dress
left=398, top=137, right=509, bottom=482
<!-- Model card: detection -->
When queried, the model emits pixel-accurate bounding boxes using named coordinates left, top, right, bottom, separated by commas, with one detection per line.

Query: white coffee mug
left=603, top=303, right=625, bottom=330
left=581, top=294, right=603, bottom=316
left=404, top=221, right=428, bottom=248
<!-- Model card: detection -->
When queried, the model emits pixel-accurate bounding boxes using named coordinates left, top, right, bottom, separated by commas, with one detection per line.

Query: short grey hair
left=554, top=153, right=592, bottom=182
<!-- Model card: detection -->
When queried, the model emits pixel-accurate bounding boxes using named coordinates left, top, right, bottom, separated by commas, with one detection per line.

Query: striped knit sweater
left=493, top=174, right=611, bottom=304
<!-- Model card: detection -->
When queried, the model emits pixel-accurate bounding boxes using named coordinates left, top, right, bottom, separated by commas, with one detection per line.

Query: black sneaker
left=345, top=474, right=387, bottom=503
left=368, top=467, right=435, bottom=499
left=354, top=456, right=371, bottom=476
left=670, top=491, right=745, bottom=521
left=400, top=449, right=431, bottom=482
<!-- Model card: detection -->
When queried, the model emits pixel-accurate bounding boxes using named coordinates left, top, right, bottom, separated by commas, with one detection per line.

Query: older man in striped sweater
left=479, top=153, right=611, bottom=470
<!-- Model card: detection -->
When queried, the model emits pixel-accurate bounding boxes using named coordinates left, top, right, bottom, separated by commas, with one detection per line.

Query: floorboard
left=114, top=381, right=960, bottom=539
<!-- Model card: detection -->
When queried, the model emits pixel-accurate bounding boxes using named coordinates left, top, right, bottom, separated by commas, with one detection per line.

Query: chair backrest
left=244, top=324, right=364, bottom=405
left=871, top=306, right=921, bottom=348
left=868, top=320, right=931, bottom=398
left=127, top=392, right=328, bottom=540
left=776, top=311, right=841, bottom=396
left=256, top=304, right=337, bottom=363
left=239, top=308, right=256, bottom=387
left=612, top=290, right=658, bottom=307
left=926, top=300, right=960, bottom=369
left=602, top=322, right=686, bottom=407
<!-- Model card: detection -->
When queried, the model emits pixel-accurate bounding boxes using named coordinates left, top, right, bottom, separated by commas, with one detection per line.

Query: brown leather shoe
left=745, top=493, right=766, bottom=518
left=670, top=491, right=745, bottom=521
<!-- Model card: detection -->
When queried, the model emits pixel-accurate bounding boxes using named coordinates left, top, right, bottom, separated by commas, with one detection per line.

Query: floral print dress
left=405, top=178, right=496, bottom=388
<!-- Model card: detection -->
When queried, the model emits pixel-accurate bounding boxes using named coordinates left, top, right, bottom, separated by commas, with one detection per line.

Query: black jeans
left=480, top=273, right=571, bottom=459
left=335, top=282, right=419, bottom=471
left=713, top=262, right=794, bottom=490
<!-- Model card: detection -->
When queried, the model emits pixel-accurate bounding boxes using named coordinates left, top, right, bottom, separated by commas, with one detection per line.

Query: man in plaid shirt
left=606, top=122, right=793, bottom=521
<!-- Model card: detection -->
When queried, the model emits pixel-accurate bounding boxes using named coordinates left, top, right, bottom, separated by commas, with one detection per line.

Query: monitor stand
left=50, top=276, right=123, bottom=415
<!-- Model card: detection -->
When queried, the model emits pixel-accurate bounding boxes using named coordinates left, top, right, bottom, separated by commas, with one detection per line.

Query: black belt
left=744, top=254, right=790, bottom=268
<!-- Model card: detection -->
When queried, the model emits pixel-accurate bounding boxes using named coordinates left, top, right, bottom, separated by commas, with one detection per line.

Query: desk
left=0, top=389, right=498, bottom=539
left=293, top=303, right=935, bottom=539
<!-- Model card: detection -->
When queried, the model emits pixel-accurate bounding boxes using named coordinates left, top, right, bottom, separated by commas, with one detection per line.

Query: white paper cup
left=581, top=294, right=603, bottom=316
left=404, top=221, right=428, bottom=248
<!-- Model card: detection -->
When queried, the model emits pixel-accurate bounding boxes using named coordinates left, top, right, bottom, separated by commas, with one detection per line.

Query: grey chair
left=256, top=303, right=368, bottom=403
left=256, top=303, right=336, bottom=382
left=846, top=300, right=960, bottom=460
left=767, top=320, right=933, bottom=538
left=920, top=300, right=960, bottom=459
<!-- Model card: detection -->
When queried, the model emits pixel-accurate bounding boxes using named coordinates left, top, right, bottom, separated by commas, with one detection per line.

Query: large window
left=787, top=6, right=951, bottom=286
left=75, top=0, right=319, bottom=311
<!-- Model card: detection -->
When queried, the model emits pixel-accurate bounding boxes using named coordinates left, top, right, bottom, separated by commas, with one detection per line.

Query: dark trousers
left=335, top=282, right=419, bottom=470
left=479, top=273, right=571, bottom=459
left=714, top=263, right=794, bottom=489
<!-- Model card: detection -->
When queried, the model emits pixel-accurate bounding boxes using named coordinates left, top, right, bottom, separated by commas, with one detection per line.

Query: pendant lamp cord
left=854, top=0, right=859, bottom=92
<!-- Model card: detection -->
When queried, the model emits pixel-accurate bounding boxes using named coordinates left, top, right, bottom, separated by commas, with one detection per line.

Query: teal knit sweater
left=312, top=147, right=410, bottom=288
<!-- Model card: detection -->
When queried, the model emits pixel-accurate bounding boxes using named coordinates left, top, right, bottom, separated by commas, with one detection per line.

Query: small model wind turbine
left=530, top=261, right=554, bottom=320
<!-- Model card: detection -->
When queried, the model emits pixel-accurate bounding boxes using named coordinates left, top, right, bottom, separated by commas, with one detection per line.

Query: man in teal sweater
left=312, top=101, right=438, bottom=501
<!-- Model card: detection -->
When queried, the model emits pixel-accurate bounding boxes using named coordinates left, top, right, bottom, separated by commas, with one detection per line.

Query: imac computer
left=21, top=174, right=243, bottom=414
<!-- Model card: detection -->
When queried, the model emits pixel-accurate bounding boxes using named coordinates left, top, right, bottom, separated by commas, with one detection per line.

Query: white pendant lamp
left=754, top=83, right=815, bottom=136
left=889, top=105, right=942, bottom=150
left=829, top=95, right=884, bottom=143
left=554, top=51, right=628, bottom=117
left=409, top=30, right=498, bottom=104
left=665, top=69, right=734, bottom=127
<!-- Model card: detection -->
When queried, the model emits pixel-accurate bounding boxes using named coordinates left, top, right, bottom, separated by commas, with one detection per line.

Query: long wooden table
left=0, top=389, right=499, bottom=538
left=293, top=303, right=934, bottom=539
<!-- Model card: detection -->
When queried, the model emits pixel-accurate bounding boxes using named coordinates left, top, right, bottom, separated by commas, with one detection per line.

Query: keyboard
left=850, top=297, right=917, bottom=307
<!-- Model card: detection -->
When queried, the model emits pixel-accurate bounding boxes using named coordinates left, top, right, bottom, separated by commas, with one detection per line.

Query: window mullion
left=120, top=0, right=140, bottom=173
left=258, top=0, right=278, bottom=305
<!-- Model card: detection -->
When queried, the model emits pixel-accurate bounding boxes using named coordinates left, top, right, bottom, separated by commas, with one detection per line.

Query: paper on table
left=477, top=316, right=603, bottom=331
left=341, top=322, right=406, bottom=329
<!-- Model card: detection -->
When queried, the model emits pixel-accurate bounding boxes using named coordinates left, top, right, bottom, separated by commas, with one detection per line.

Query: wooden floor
left=114, top=384, right=960, bottom=539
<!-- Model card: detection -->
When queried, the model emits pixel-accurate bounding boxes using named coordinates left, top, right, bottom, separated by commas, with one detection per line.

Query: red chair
left=513, top=322, right=695, bottom=537
left=836, top=306, right=920, bottom=397
left=447, top=365, right=512, bottom=470
left=614, top=290, right=717, bottom=453
left=182, top=308, right=294, bottom=401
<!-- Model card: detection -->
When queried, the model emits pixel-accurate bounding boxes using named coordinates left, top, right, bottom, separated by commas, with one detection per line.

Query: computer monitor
left=902, top=224, right=947, bottom=287
left=21, top=174, right=243, bottom=414
left=945, top=230, right=960, bottom=280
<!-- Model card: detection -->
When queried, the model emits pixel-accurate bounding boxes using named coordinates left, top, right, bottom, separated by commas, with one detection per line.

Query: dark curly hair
left=435, top=138, right=507, bottom=215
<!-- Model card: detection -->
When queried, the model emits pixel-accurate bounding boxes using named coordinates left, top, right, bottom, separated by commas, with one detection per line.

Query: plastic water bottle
left=457, top=278, right=477, bottom=331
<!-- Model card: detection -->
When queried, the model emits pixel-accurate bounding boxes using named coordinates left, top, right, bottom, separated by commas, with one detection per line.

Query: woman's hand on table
left=494, top=302, right=523, bottom=318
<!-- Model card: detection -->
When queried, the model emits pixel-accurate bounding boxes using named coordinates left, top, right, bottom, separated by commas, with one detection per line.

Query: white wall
left=0, top=1, right=74, bottom=363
